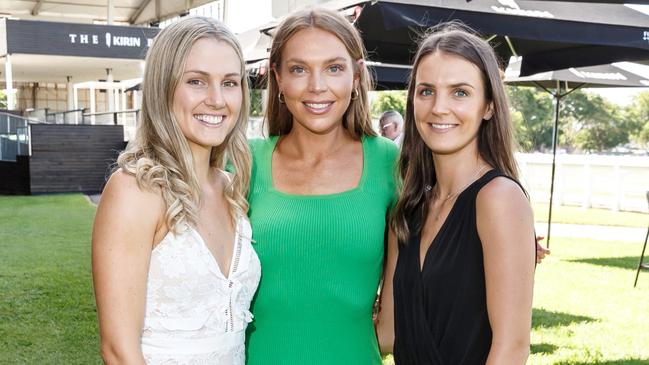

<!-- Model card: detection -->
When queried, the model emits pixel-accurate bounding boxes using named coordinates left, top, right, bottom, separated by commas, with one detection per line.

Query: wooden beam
left=129, top=0, right=154, bottom=24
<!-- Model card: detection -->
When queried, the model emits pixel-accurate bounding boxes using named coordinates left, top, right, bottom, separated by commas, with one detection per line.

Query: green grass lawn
left=0, top=194, right=101, bottom=364
left=533, top=203, right=647, bottom=228
left=2, top=194, right=648, bottom=364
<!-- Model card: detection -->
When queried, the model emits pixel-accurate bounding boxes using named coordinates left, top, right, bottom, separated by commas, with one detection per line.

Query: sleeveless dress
left=245, top=136, right=399, bottom=365
left=393, top=170, right=528, bottom=364
left=141, top=215, right=261, bottom=365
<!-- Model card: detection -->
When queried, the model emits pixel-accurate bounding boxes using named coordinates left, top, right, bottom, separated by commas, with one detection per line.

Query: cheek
left=331, top=75, right=354, bottom=95
left=413, top=99, right=427, bottom=122
left=279, top=75, right=306, bottom=96
left=227, top=90, right=243, bottom=114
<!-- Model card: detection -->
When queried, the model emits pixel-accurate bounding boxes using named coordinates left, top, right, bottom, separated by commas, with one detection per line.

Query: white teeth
left=431, top=124, right=455, bottom=130
left=304, top=102, right=331, bottom=109
left=194, top=114, right=224, bottom=125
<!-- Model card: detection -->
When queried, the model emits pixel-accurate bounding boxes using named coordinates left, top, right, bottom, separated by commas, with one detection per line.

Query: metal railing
left=0, top=112, right=33, bottom=161
left=46, top=109, right=86, bottom=124
left=82, top=109, right=139, bottom=126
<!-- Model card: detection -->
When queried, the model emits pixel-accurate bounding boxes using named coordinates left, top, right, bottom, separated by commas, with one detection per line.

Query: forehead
left=184, top=38, right=241, bottom=73
left=415, top=51, right=483, bottom=87
left=380, top=116, right=397, bottom=125
left=282, top=27, right=351, bottom=62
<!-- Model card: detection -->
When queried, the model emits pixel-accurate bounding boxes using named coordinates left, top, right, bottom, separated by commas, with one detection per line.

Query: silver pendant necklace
left=428, top=164, right=490, bottom=221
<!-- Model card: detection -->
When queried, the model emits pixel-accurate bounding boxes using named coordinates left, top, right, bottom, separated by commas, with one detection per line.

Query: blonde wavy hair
left=266, top=7, right=376, bottom=139
left=118, top=16, right=251, bottom=233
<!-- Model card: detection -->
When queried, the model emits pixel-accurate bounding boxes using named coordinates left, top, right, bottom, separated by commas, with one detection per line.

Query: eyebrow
left=416, top=82, right=476, bottom=89
left=284, top=56, right=348, bottom=64
left=184, top=70, right=241, bottom=78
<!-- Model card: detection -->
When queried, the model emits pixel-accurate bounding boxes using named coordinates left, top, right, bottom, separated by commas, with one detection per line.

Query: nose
left=431, top=94, right=449, bottom=116
left=307, top=72, right=327, bottom=93
left=205, top=84, right=225, bottom=108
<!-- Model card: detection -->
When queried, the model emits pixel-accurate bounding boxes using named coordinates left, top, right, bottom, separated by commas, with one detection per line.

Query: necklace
left=429, top=164, right=490, bottom=221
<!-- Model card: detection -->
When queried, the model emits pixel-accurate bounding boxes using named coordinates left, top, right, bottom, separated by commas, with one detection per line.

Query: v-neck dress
left=245, top=135, right=399, bottom=365
left=393, top=169, right=507, bottom=365
left=141, top=216, right=261, bottom=365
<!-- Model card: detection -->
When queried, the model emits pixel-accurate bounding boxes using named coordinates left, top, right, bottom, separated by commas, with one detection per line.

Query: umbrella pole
left=546, top=85, right=561, bottom=249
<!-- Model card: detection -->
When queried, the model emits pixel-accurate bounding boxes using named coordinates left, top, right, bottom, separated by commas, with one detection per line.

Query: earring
left=351, top=88, right=359, bottom=101
left=278, top=91, right=286, bottom=104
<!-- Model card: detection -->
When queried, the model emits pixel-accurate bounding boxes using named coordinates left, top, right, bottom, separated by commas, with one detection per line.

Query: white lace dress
left=141, top=216, right=260, bottom=365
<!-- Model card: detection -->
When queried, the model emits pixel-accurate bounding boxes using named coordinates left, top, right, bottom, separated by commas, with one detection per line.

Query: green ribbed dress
left=245, top=135, right=398, bottom=365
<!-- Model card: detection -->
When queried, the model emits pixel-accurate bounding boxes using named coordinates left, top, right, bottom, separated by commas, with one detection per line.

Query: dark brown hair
left=391, top=21, right=519, bottom=244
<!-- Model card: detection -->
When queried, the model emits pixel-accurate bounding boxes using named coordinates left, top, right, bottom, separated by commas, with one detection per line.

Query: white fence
left=517, top=153, right=649, bottom=213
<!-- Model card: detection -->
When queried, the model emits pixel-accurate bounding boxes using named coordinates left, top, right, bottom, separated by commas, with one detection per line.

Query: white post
left=89, top=86, right=96, bottom=125
left=66, top=76, right=74, bottom=110
left=555, top=159, right=564, bottom=206
left=613, top=163, right=622, bottom=212
left=121, top=87, right=127, bottom=125
left=5, top=54, right=15, bottom=110
left=73, top=86, right=79, bottom=124
left=582, top=159, right=592, bottom=209
left=106, top=68, right=114, bottom=113
left=107, top=0, right=114, bottom=24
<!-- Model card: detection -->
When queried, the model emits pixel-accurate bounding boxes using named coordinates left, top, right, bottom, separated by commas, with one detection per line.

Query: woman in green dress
left=244, top=7, right=398, bottom=365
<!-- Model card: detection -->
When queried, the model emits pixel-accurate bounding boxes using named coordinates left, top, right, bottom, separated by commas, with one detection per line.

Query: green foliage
left=250, top=89, right=264, bottom=117
left=560, top=91, right=626, bottom=152
left=0, top=90, right=6, bottom=109
left=508, top=86, right=632, bottom=152
left=507, top=86, right=554, bottom=152
left=372, top=91, right=406, bottom=117
left=623, top=91, right=649, bottom=146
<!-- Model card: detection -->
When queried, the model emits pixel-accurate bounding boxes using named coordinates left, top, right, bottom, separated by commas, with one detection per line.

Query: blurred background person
left=379, top=110, right=404, bottom=146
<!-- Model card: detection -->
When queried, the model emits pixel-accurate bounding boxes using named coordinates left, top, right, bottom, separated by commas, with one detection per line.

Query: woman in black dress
left=378, top=23, right=536, bottom=364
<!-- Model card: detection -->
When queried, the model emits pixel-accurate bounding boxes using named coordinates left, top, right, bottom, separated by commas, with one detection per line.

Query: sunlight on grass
left=2, top=195, right=648, bottom=364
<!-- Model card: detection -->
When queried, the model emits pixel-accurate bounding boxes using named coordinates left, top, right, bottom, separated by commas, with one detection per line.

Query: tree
left=250, top=89, right=264, bottom=117
left=560, top=90, right=626, bottom=152
left=0, top=90, right=6, bottom=109
left=506, top=86, right=554, bottom=152
left=371, top=91, right=406, bottom=118
left=623, top=91, right=649, bottom=147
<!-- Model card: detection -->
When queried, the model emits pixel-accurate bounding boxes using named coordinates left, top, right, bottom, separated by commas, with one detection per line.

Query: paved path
left=535, top=222, right=646, bottom=243
left=87, top=194, right=101, bottom=206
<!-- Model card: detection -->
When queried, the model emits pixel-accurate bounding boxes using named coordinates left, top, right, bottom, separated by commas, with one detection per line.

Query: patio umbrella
left=505, top=58, right=649, bottom=247
left=319, top=0, right=649, bottom=76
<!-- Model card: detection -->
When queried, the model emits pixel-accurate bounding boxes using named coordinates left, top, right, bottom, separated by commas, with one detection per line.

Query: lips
left=303, top=101, right=334, bottom=114
left=430, top=123, right=456, bottom=130
left=194, top=114, right=225, bottom=126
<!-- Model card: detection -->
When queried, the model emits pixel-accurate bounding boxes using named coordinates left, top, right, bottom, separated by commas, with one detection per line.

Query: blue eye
left=188, top=79, right=204, bottom=86
left=290, top=66, right=306, bottom=74
left=328, top=64, right=344, bottom=73
left=419, top=88, right=433, bottom=97
left=454, top=89, right=468, bottom=97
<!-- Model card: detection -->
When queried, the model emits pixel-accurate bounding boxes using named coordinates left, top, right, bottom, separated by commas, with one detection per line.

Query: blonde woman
left=92, top=17, right=259, bottom=364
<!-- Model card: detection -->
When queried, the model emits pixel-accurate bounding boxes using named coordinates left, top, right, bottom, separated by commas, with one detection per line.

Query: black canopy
left=321, top=0, right=649, bottom=76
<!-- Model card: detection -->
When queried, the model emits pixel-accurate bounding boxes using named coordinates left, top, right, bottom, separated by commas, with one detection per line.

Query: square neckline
left=265, top=135, right=368, bottom=199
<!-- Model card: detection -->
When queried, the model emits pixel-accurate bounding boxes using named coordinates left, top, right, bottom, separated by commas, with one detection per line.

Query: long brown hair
left=265, top=7, right=376, bottom=139
left=118, top=16, right=251, bottom=232
left=392, top=22, right=519, bottom=244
